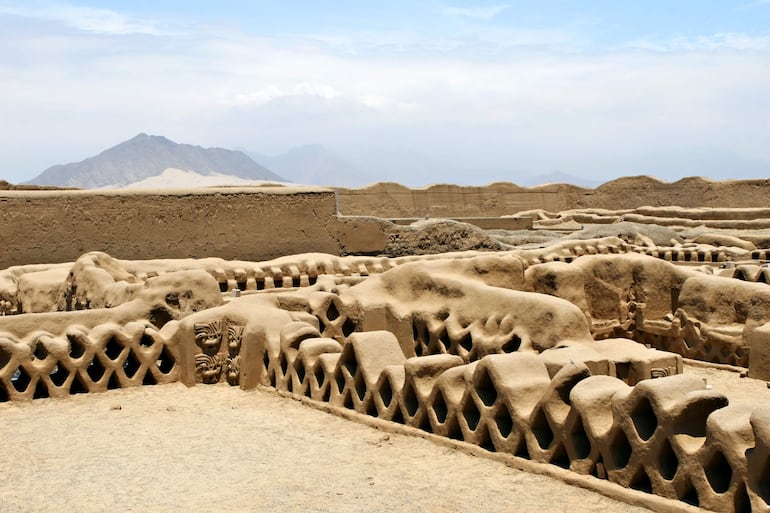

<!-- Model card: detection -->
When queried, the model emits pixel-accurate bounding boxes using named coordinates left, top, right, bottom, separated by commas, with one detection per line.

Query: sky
left=1, top=0, right=769, bottom=186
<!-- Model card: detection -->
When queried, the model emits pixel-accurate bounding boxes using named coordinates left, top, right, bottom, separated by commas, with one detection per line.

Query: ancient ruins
left=1, top=178, right=769, bottom=512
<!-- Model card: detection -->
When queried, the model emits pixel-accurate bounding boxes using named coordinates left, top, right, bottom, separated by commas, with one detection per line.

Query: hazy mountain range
left=26, top=133, right=284, bottom=188
left=25, top=133, right=602, bottom=189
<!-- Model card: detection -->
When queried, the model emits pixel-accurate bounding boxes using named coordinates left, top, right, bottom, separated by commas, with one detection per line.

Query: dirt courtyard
left=0, top=381, right=661, bottom=513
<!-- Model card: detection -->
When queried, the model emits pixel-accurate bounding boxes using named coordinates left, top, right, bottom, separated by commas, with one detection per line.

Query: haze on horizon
left=1, top=0, right=768, bottom=187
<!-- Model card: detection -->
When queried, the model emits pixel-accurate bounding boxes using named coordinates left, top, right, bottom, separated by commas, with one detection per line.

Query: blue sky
left=1, top=0, right=768, bottom=185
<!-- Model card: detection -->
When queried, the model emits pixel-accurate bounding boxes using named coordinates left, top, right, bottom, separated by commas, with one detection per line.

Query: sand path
left=0, top=383, right=657, bottom=513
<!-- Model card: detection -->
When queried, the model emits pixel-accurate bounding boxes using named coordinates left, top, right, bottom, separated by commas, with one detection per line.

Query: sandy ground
left=0, top=383, right=656, bottom=513
left=0, top=363, right=764, bottom=513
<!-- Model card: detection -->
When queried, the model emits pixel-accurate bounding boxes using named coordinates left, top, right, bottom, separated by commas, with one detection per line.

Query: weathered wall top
left=335, top=176, right=770, bottom=217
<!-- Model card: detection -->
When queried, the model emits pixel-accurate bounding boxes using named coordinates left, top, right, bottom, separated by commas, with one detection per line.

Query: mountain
left=27, top=133, right=285, bottom=188
left=247, top=145, right=369, bottom=187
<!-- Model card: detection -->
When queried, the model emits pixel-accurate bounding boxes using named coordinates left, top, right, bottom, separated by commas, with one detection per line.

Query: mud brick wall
left=0, top=187, right=343, bottom=268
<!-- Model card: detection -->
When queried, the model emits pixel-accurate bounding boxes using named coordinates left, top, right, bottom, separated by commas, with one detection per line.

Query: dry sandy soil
left=0, top=384, right=651, bottom=513
left=2, top=363, right=765, bottom=513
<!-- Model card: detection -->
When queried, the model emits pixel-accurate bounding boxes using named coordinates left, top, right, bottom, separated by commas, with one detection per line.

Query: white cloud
left=626, top=32, right=770, bottom=52
left=219, top=83, right=344, bottom=107
left=0, top=2, right=166, bottom=35
left=442, top=4, right=508, bottom=20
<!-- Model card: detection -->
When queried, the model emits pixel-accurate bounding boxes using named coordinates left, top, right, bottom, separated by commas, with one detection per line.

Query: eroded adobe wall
left=335, top=182, right=576, bottom=217
left=335, top=177, right=770, bottom=217
left=0, top=187, right=344, bottom=268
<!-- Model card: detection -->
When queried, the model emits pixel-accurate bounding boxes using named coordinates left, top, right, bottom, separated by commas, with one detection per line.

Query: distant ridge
left=27, top=133, right=285, bottom=188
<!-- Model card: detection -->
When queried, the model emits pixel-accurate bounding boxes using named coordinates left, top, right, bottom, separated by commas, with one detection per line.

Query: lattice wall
left=0, top=321, right=179, bottom=401
left=256, top=328, right=769, bottom=513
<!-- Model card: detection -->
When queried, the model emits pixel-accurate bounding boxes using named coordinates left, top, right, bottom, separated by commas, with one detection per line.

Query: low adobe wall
left=335, top=182, right=575, bottom=218
left=0, top=187, right=344, bottom=268
left=335, top=177, right=770, bottom=218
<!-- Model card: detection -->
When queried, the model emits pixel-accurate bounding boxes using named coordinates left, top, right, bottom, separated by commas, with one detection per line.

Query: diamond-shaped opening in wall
left=139, top=333, right=155, bottom=348
left=69, top=373, right=89, bottom=395
left=326, top=301, right=340, bottom=322
left=570, top=415, right=591, bottom=460
left=0, top=347, right=11, bottom=372
left=103, top=336, right=124, bottom=361
left=11, top=366, right=32, bottom=393
left=391, top=406, right=405, bottom=425
left=681, top=478, right=700, bottom=507
left=49, top=364, right=69, bottom=387
left=403, top=385, right=419, bottom=417
left=156, top=346, right=176, bottom=375
left=462, top=397, right=481, bottom=432
left=629, top=467, right=653, bottom=494
left=279, top=352, right=289, bottom=376
left=67, top=334, right=86, bottom=359
left=143, top=368, right=157, bottom=385
left=609, top=430, right=633, bottom=470
left=342, top=388, right=353, bottom=409
left=378, top=379, right=393, bottom=408
left=366, top=398, right=378, bottom=418
left=295, top=359, right=306, bottom=385
left=500, top=333, right=521, bottom=353
left=436, top=326, right=450, bottom=353
left=493, top=408, right=514, bottom=439
left=704, top=449, right=732, bottom=494
left=630, top=396, right=658, bottom=441
left=431, top=391, right=448, bottom=423
left=32, top=379, right=48, bottom=399
left=474, top=368, right=498, bottom=407
left=262, top=350, right=270, bottom=373
left=458, top=332, right=473, bottom=352
left=550, top=443, right=570, bottom=469
left=657, top=437, right=679, bottom=481
left=531, top=409, right=554, bottom=450
left=123, top=349, right=142, bottom=379
left=314, top=365, right=326, bottom=389
left=33, top=342, right=49, bottom=361
left=334, top=368, right=345, bottom=395
left=732, top=481, right=751, bottom=513
left=342, top=353, right=357, bottom=379
left=342, top=317, right=356, bottom=338
left=354, top=372, right=366, bottom=401
left=107, top=371, right=120, bottom=390
left=412, top=316, right=428, bottom=345
left=86, top=357, right=106, bottom=382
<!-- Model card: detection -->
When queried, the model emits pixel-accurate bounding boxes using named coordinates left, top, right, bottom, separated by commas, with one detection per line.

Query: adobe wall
left=335, top=182, right=576, bottom=218
left=335, top=177, right=770, bottom=217
left=0, top=187, right=344, bottom=268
